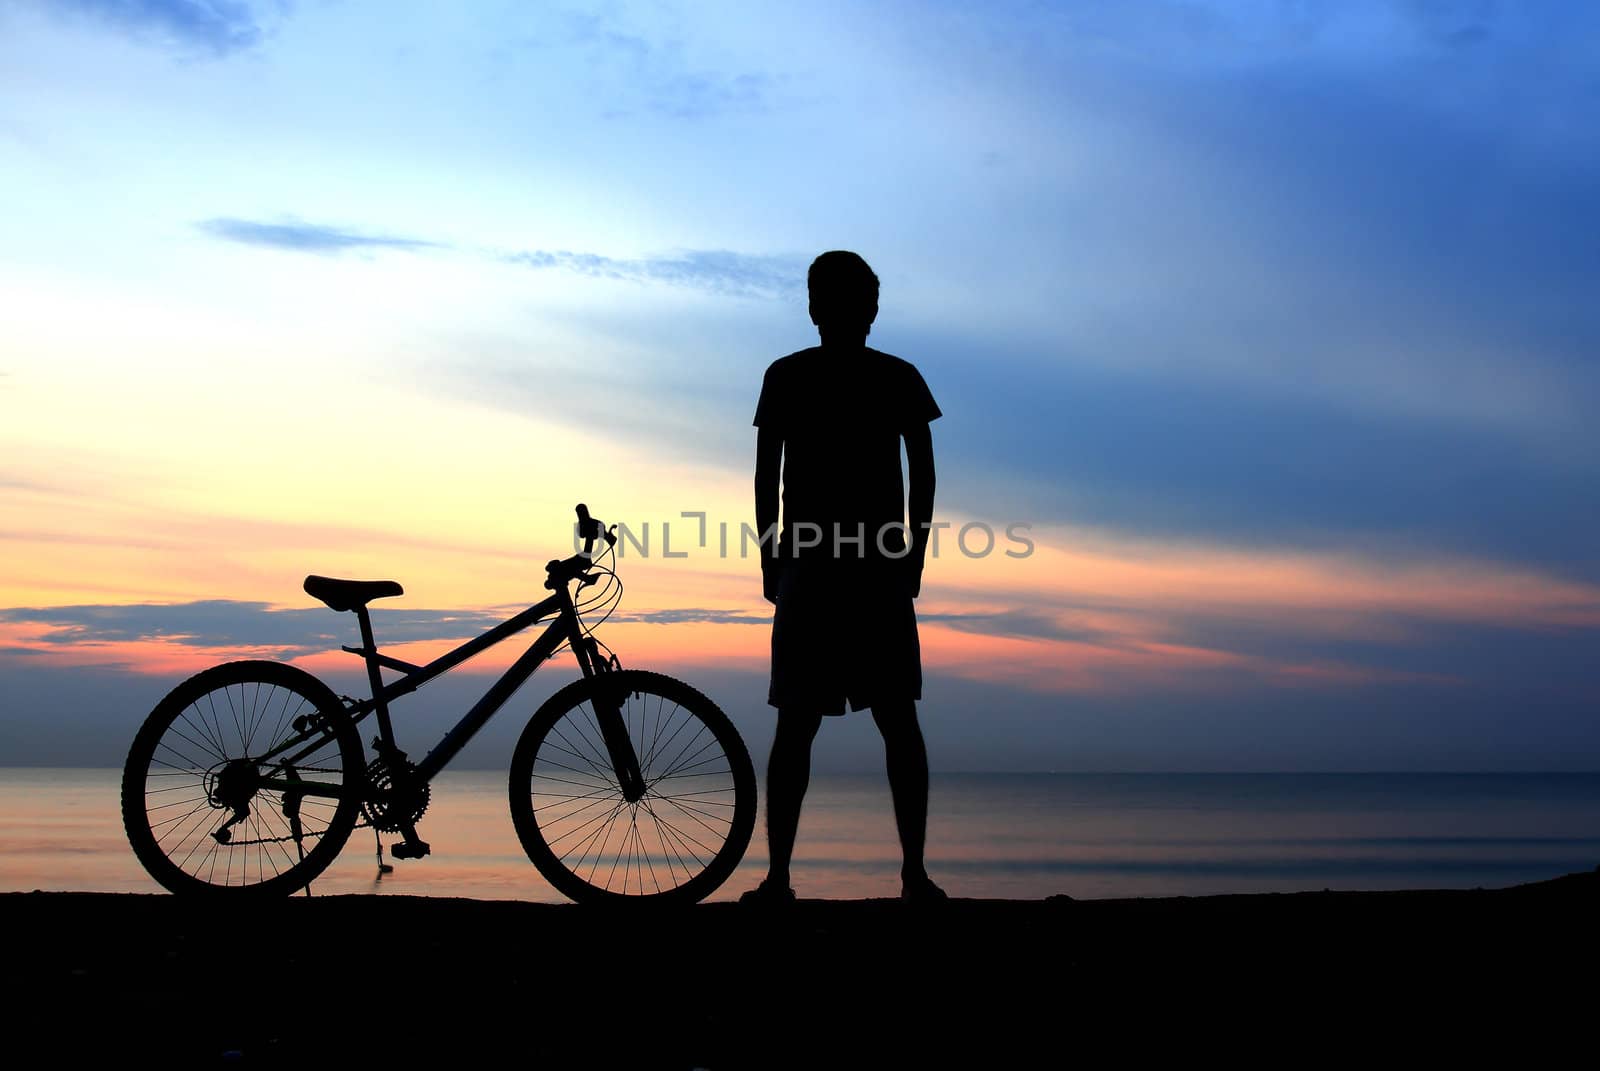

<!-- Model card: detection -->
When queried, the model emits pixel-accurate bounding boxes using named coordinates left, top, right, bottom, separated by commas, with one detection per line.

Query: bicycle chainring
left=362, top=755, right=430, bottom=832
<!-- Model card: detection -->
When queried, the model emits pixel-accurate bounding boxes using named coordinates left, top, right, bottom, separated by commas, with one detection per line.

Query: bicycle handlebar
left=545, top=503, right=617, bottom=590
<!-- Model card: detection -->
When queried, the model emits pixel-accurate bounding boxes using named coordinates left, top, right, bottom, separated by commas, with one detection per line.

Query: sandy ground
left=5, top=872, right=1596, bottom=1067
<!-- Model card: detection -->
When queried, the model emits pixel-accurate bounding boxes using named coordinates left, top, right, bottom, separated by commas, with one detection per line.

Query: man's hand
left=901, top=555, right=924, bottom=600
left=903, top=422, right=935, bottom=602
left=755, top=425, right=782, bottom=604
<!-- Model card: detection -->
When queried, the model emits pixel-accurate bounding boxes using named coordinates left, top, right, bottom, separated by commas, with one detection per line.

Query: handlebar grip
left=574, top=503, right=601, bottom=553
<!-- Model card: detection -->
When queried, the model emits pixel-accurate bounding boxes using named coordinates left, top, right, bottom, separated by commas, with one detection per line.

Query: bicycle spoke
left=125, top=664, right=361, bottom=894
left=556, top=803, right=627, bottom=863
left=143, top=781, right=207, bottom=796
left=642, top=796, right=705, bottom=877
left=244, top=681, right=262, bottom=755
left=638, top=697, right=689, bottom=774
left=649, top=737, right=723, bottom=787
left=511, top=672, right=752, bottom=903
left=650, top=785, right=737, bottom=800
left=179, top=701, right=225, bottom=762
left=145, top=793, right=211, bottom=814
left=642, top=800, right=724, bottom=858
left=659, top=721, right=716, bottom=774
left=638, top=800, right=682, bottom=880
left=605, top=809, right=637, bottom=893
left=174, top=807, right=225, bottom=870
left=219, top=686, right=247, bottom=759
left=540, top=730, right=611, bottom=778
left=652, top=794, right=732, bottom=832
left=644, top=715, right=706, bottom=784
left=157, top=730, right=220, bottom=772
left=199, top=693, right=230, bottom=763
left=580, top=799, right=629, bottom=885
left=547, top=720, right=614, bottom=781
left=260, top=684, right=299, bottom=760
left=151, top=797, right=214, bottom=836
left=175, top=710, right=227, bottom=765
left=637, top=815, right=662, bottom=894
left=548, top=796, right=628, bottom=857
left=533, top=748, right=616, bottom=786
left=570, top=703, right=616, bottom=777
left=663, top=786, right=736, bottom=821
left=530, top=783, right=620, bottom=801
left=530, top=771, right=617, bottom=795
left=536, top=789, right=623, bottom=828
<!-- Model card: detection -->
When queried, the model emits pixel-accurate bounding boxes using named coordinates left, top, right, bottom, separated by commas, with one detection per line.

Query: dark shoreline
left=6, top=872, right=1596, bottom=1066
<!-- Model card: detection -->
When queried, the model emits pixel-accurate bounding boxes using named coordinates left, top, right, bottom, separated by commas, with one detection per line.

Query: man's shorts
left=767, top=557, right=923, bottom=715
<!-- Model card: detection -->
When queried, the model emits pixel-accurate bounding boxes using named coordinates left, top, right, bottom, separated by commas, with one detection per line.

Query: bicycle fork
left=584, top=642, right=646, bottom=802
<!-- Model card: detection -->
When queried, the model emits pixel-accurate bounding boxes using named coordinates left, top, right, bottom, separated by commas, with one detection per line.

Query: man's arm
left=905, top=421, right=936, bottom=598
left=755, top=424, right=783, bottom=603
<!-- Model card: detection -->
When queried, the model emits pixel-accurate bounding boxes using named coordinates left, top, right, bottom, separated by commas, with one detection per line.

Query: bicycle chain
left=211, top=818, right=377, bottom=849
left=216, top=765, right=377, bottom=848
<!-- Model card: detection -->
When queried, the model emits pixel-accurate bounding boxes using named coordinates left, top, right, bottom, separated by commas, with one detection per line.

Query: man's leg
left=870, top=700, right=933, bottom=885
left=764, top=707, right=823, bottom=889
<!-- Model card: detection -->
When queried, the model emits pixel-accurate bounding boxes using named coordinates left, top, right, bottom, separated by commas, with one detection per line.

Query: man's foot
left=901, top=873, right=948, bottom=903
left=739, top=878, right=796, bottom=906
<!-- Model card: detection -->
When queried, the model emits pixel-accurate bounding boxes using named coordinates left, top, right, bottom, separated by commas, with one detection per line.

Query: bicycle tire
left=508, top=670, right=756, bottom=904
left=121, top=660, right=363, bottom=897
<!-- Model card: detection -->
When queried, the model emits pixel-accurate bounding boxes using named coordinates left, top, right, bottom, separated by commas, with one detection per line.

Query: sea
left=5, top=768, right=1598, bottom=902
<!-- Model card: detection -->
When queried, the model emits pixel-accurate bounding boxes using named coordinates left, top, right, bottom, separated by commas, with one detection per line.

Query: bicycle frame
left=252, top=575, right=645, bottom=802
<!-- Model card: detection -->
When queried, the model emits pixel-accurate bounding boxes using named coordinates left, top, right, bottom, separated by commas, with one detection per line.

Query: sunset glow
left=3, top=0, right=1597, bottom=772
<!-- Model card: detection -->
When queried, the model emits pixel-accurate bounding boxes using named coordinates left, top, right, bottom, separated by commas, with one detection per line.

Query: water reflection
left=4, top=769, right=1599, bottom=901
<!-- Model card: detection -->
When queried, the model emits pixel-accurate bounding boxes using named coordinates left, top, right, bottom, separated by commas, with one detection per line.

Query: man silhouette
left=743, top=250, right=946, bottom=903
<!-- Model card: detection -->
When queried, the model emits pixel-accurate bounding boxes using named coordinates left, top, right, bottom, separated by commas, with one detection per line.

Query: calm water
left=4, top=768, right=1598, bottom=901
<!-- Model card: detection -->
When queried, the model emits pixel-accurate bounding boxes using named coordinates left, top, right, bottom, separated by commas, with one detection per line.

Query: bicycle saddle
left=303, top=575, right=404, bottom=612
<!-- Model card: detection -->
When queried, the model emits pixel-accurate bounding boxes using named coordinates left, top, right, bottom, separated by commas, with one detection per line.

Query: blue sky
left=1, top=1, right=1596, bottom=769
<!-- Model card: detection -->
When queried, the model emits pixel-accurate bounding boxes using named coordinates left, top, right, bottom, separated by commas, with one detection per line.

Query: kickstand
left=374, top=827, right=394, bottom=877
left=294, top=830, right=312, bottom=896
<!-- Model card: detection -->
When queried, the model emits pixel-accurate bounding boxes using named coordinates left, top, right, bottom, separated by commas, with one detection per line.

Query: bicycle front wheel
left=121, top=660, right=363, bottom=896
left=509, top=670, right=756, bottom=904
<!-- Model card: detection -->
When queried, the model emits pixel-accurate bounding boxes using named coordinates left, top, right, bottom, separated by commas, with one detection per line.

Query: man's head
left=808, top=251, right=878, bottom=340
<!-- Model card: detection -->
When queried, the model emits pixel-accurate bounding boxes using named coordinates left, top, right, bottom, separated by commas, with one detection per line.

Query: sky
left=1, top=0, right=1596, bottom=771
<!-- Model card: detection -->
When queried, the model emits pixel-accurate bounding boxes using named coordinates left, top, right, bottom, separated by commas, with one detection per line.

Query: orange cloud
left=4, top=487, right=1596, bottom=699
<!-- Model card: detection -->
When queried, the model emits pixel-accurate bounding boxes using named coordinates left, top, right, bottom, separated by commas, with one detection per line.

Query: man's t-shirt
left=753, top=345, right=941, bottom=563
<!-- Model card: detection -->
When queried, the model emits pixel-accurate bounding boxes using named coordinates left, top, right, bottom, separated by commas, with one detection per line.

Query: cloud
left=635, top=70, right=777, bottom=121
left=0, top=475, right=55, bottom=493
left=506, top=248, right=804, bottom=299
left=920, top=608, right=1123, bottom=647
left=196, top=217, right=439, bottom=255
left=53, top=0, right=278, bottom=57
left=613, top=608, right=769, bottom=626
left=195, top=217, right=795, bottom=301
left=902, top=323, right=1600, bottom=583
left=559, top=10, right=780, bottom=120
left=924, top=1, right=1584, bottom=71
left=0, top=600, right=504, bottom=654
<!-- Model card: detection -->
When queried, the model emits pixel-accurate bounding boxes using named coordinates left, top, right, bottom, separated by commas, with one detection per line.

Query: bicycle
left=121, top=504, right=757, bottom=903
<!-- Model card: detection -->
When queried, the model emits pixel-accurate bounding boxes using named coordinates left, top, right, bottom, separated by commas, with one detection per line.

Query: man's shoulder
left=868, top=347, right=941, bottom=425
left=762, top=346, right=928, bottom=389
left=764, top=346, right=823, bottom=375
left=865, top=346, right=923, bottom=376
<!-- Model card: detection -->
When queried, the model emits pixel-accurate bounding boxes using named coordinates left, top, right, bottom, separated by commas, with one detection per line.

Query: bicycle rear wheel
left=121, top=660, right=363, bottom=896
left=509, top=670, right=756, bottom=904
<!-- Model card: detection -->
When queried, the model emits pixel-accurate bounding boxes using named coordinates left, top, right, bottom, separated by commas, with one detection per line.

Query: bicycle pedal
left=390, top=839, right=431, bottom=859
